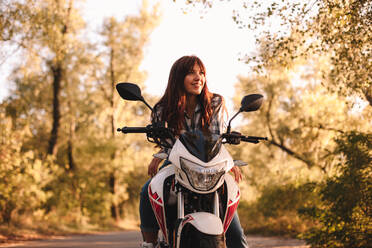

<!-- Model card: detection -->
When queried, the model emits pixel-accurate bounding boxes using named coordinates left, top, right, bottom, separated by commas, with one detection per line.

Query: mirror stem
left=226, top=110, right=241, bottom=133
left=142, top=100, right=153, bottom=112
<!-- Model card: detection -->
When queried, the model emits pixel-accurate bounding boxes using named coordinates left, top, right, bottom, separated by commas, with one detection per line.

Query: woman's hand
left=230, top=166, right=243, bottom=183
left=148, top=157, right=163, bottom=177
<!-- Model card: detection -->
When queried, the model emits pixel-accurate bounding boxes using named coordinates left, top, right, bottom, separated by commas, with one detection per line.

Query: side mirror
left=116, top=82, right=153, bottom=111
left=240, top=94, right=263, bottom=112
left=227, top=94, right=263, bottom=133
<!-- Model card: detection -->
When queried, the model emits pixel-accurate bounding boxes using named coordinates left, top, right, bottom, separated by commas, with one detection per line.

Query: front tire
left=179, top=223, right=226, bottom=248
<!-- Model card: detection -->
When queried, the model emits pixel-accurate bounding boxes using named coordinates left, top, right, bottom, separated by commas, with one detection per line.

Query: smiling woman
left=137, top=55, right=249, bottom=248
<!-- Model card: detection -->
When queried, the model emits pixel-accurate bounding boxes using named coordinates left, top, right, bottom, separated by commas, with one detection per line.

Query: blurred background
left=0, top=1, right=371, bottom=247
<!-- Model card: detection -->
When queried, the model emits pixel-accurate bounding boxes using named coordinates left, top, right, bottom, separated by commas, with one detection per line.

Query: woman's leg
left=225, top=212, right=249, bottom=248
left=139, top=161, right=171, bottom=245
left=139, top=179, right=159, bottom=244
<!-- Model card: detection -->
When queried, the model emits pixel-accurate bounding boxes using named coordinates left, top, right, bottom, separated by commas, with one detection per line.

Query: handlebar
left=117, top=124, right=267, bottom=146
left=117, top=126, right=149, bottom=133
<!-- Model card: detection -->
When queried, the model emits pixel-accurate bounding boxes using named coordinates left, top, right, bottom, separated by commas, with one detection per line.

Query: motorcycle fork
left=177, top=189, right=184, bottom=219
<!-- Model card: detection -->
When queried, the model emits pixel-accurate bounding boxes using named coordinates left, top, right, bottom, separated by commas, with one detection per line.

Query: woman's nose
left=194, top=72, right=201, bottom=80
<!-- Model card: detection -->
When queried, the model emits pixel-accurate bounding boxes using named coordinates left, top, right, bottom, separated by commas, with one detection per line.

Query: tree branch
left=265, top=94, right=315, bottom=168
left=306, top=124, right=345, bottom=134
left=269, top=139, right=315, bottom=168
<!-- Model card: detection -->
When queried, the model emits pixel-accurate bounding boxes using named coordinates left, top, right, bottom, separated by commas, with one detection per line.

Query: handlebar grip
left=241, top=137, right=260, bottom=143
left=117, top=126, right=149, bottom=133
left=240, top=136, right=268, bottom=143
left=246, top=136, right=268, bottom=140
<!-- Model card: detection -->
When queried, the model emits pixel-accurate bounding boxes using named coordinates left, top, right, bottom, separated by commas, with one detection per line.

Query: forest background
left=0, top=0, right=371, bottom=247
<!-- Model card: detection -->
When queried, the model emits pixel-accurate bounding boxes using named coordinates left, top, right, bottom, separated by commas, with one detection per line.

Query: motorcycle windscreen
left=179, top=129, right=222, bottom=163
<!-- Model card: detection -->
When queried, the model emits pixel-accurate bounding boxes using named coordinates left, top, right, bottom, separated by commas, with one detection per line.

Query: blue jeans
left=140, top=179, right=249, bottom=248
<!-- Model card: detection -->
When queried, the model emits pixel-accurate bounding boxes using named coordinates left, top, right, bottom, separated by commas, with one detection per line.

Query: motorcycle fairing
left=222, top=173, right=241, bottom=232
left=178, top=130, right=222, bottom=162
left=169, top=138, right=234, bottom=194
left=148, top=161, right=240, bottom=244
left=148, top=165, right=175, bottom=243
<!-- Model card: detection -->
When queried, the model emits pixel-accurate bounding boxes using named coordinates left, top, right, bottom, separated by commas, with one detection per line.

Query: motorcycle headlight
left=180, top=157, right=226, bottom=191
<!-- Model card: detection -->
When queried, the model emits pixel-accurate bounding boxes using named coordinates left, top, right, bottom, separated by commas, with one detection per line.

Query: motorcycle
left=116, top=82, right=267, bottom=248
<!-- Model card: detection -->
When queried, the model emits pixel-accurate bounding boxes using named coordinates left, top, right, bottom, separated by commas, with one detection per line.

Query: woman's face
left=183, top=63, right=205, bottom=96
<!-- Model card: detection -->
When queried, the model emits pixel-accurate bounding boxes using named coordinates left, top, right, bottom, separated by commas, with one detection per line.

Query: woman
left=140, top=55, right=248, bottom=248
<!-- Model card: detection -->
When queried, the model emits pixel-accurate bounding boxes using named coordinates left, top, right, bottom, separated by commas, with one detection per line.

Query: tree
left=1, top=0, right=87, bottom=157
left=299, top=132, right=372, bottom=247
left=226, top=30, right=371, bottom=234
left=233, top=59, right=367, bottom=173
left=177, top=0, right=372, bottom=106
left=88, top=0, right=160, bottom=221
left=0, top=0, right=109, bottom=226
left=0, top=0, right=161, bottom=227
left=246, top=0, right=371, bottom=106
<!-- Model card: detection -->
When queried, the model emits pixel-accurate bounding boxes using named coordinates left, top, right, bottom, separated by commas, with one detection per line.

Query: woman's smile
left=184, top=63, right=205, bottom=96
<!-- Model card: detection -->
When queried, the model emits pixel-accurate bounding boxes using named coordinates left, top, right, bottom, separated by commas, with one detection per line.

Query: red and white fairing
left=148, top=166, right=175, bottom=242
left=222, top=173, right=240, bottom=232
left=148, top=139, right=241, bottom=243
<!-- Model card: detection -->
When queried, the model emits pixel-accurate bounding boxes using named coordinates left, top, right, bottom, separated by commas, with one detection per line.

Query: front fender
left=176, top=212, right=224, bottom=248
left=179, top=212, right=224, bottom=235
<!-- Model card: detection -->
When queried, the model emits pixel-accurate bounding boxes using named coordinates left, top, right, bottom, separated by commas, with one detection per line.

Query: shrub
left=299, top=132, right=372, bottom=248
left=239, top=182, right=320, bottom=237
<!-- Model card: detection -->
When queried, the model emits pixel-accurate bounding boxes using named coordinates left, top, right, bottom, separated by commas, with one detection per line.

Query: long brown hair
left=152, top=55, right=214, bottom=135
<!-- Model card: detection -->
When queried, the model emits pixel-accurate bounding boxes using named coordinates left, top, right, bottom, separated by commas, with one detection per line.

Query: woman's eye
left=188, top=70, right=204, bottom=76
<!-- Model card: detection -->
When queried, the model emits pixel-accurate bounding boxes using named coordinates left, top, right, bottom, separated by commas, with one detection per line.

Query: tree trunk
left=365, top=84, right=372, bottom=107
left=109, top=48, right=120, bottom=222
left=47, top=0, right=73, bottom=156
left=67, top=137, right=76, bottom=170
left=109, top=171, right=120, bottom=222
left=48, top=64, right=62, bottom=155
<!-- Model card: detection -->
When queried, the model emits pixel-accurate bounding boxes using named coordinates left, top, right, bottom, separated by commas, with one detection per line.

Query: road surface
left=0, top=231, right=309, bottom=248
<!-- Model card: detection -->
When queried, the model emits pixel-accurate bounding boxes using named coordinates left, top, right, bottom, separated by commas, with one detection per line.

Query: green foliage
left=299, top=132, right=372, bottom=247
left=233, top=65, right=360, bottom=176
left=238, top=0, right=372, bottom=106
left=229, top=12, right=370, bottom=239
left=180, top=0, right=372, bottom=105
left=0, top=0, right=160, bottom=233
left=0, top=111, right=61, bottom=224
left=239, top=182, right=320, bottom=237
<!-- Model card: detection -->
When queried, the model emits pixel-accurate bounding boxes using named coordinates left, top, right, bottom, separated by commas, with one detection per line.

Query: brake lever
left=147, top=122, right=175, bottom=148
left=222, top=132, right=242, bottom=145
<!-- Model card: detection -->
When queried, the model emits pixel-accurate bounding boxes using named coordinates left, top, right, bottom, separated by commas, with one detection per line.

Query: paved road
left=0, top=231, right=309, bottom=248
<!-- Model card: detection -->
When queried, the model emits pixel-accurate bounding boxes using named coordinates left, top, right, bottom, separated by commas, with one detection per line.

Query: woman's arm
left=230, top=166, right=243, bottom=183
left=148, top=156, right=163, bottom=177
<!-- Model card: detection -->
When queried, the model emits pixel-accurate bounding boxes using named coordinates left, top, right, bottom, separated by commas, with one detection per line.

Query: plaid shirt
left=152, top=94, right=226, bottom=150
